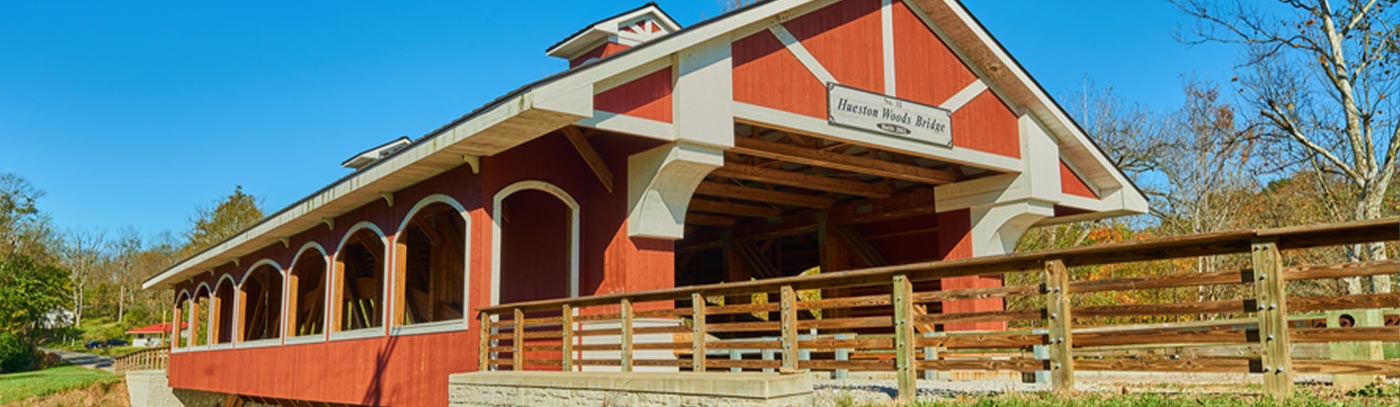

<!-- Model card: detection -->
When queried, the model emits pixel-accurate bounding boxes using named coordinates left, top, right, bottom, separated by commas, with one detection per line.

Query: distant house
left=40, top=309, right=73, bottom=329
left=125, top=322, right=186, bottom=347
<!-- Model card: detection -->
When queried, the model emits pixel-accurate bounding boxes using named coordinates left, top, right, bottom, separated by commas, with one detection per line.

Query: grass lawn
left=0, top=365, right=121, bottom=404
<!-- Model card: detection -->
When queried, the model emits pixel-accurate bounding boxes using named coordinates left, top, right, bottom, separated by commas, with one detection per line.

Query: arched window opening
left=288, top=248, right=328, bottom=336
left=334, top=227, right=386, bottom=332
left=239, top=264, right=283, bottom=341
left=395, top=202, right=466, bottom=326
left=498, top=189, right=572, bottom=304
left=175, top=292, right=191, bottom=348
left=212, top=279, right=236, bottom=344
left=192, top=286, right=211, bottom=346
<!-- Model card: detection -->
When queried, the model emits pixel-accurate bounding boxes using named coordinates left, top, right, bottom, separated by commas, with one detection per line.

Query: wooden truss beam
left=694, top=181, right=835, bottom=209
left=686, top=213, right=737, bottom=228
left=710, top=163, right=894, bottom=198
left=562, top=127, right=614, bottom=193
left=689, top=199, right=783, bottom=218
left=679, top=189, right=937, bottom=252
left=730, top=137, right=959, bottom=185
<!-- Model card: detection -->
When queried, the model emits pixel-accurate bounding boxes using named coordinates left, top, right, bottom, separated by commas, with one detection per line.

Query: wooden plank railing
left=113, top=347, right=170, bottom=373
left=477, top=217, right=1399, bottom=400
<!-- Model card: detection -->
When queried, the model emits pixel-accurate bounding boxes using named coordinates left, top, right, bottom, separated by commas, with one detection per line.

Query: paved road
left=41, top=348, right=114, bottom=372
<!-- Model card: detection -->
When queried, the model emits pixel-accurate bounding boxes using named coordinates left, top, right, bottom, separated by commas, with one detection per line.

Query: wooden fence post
left=562, top=304, right=573, bottom=372
left=512, top=308, right=524, bottom=371
left=478, top=312, right=491, bottom=371
left=1044, top=260, right=1075, bottom=394
left=780, top=285, right=798, bottom=373
left=691, top=293, right=707, bottom=372
left=621, top=299, right=634, bottom=372
left=1252, top=239, right=1294, bottom=397
left=892, top=274, right=917, bottom=402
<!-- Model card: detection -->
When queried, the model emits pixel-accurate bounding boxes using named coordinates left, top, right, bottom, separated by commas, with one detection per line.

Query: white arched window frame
left=190, top=282, right=212, bottom=351
left=490, top=180, right=581, bottom=306
left=209, top=274, right=238, bottom=350
left=172, top=289, right=192, bottom=352
left=329, top=221, right=391, bottom=341
left=285, top=242, right=331, bottom=345
left=391, top=194, right=473, bottom=337
left=234, top=259, right=285, bottom=348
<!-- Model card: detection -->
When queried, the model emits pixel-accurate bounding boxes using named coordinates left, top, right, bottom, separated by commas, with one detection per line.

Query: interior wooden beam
left=694, top=181, right=835, bottom=209
left=731, top=137, right=960, bottom=185
left=689, top=199, right=783, bottom=218
left=710, top=163, right=894, bottom=198
left=679, top=189, right=936, bottom=252
left=562, top=126, right=614, bottom=193
left=686, top=213, right=737, bottom=228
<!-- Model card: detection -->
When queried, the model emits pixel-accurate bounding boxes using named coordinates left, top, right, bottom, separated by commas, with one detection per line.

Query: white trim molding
left=490, top=180, right=582, bottom=306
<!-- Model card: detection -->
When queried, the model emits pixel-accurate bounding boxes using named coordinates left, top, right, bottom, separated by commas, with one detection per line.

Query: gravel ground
left=813, top=378, right=1051, bottom=406
left=808, top=373, right=1359, bottom=406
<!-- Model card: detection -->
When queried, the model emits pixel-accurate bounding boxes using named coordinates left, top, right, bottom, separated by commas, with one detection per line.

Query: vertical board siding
left=951, top=91, right=1021, bottom=158
left=892, top=1, right=975, bottom=106
left=169, top=331, right=471, bottom=406
left=594, top=67, right=674, bottom=123
left=935, top=209, right=1006, bottom=331
left=570, top=42, right=631, bottom=68
left=1060, top=161, right=1098, bottom=199
left=783, top=0, right=885, bottom=93
left=733, top=29, right=827, bottom=119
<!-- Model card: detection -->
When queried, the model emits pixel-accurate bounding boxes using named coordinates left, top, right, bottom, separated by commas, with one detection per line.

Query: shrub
left=0, top=332, right=36, bottom=373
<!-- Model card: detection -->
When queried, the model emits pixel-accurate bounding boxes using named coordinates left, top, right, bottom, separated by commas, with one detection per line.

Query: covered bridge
left=141, top=0, right=1146, bottom=405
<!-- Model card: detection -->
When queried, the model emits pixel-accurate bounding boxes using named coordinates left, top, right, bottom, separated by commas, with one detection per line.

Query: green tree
left=181, top=185, right=264, bottom=257
left=0, top=254, right=73, bottom=338
left=1175, top=0, right=1400, bottom=293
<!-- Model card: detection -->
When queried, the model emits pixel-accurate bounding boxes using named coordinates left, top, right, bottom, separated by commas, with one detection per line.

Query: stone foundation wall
left=449, top=371, right=813, bottom=407
left=125, top=370, right=276, bottom=407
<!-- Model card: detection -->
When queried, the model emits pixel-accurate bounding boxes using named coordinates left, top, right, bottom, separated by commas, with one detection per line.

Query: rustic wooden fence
left=113, top=347, right=169, bottom=373
left=477, top=218, right=1399, bottom=400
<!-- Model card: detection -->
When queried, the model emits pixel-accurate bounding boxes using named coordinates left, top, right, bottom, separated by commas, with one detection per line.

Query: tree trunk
left=1357, top=188, right=1392, bottom=294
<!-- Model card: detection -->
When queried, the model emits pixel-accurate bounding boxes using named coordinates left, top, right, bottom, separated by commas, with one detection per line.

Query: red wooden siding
left=169, top=130, right=673, bottom=406
left=570, top=42, right=631, bottom=68
left=935, top=209, right=1006, bottom=332
left=951, top=91, right=1020, bottom=158
left=594, top=67, right=674, bottom=123
left=498, top=189, right=571, bottom=304
left=170, top=331, right=470, bottom=406
left=1060, top=160, right=1098, bottom=198
left=783, top=0, right=884, bottom=93
left=892, top=1, right=975, bottom=108
left=732, top=29, right=827, bottom=119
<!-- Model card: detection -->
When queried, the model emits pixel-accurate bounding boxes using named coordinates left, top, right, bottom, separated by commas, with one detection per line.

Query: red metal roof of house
left=126, top=322, right=185, bottom=334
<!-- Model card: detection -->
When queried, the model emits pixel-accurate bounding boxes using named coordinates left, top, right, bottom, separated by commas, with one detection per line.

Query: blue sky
left=0, top=1, right=1237, bottom=238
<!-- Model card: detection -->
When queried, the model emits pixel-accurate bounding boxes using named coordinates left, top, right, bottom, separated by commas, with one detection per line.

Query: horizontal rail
left=475, top=218, right=1400, bottom=400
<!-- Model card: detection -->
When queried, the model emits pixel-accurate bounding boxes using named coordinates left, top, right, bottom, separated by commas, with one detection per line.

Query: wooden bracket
left=380, top=192, right=394, bottom=208
left=321, top=218, right=335, bottom=231
left=279, top=238, right=290, bottom=249
left=562, top=126, right=614, bottom=193
left=463, top=155, right=480, bottom=174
